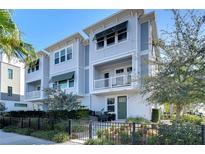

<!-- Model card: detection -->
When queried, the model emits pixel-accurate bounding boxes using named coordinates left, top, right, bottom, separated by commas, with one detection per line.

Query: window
left=69, top=79, right=74, bottom=88
left=35, top=59, right=39, bottom=71
left=27, top=68, right=31, bottom=73
left=116, top=68, right=124, bottom=74
left=117, top=28, right=127, bottom=42
left=106, top=32, right=115, bottom=46
left=67, top=47, right=72, bottom=60
left=54, top=52, right=60, bottom=64
left=97, top=37, right=104, bottom=49
left=14, top=103, right=27, bottom=108
left=8, top=69, right=13, bottom=79
left=8, top=86, right=12, bottom=96
left=140, top=22, right=149, bottom=51
left=53, top=82, right=58, bottom=89
left=59, top=80, right=67, bottom=89
left=60, top=49, right=66, bottom=62
left=107, top=98, right=115, bottom=112
left=127, top=67, right=132, bottom=74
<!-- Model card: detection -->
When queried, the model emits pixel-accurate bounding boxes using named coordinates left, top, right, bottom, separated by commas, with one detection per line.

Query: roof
left=44, top=32, right=85, bottom=52
left=83, top=9, right=144, bottom=35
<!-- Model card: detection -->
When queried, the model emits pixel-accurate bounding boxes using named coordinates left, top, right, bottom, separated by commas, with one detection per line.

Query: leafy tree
left=0, top=9, right=37, bottom=64
left=142, top=10, right=205, bottom=121
left=43, top=88, right=82, bottom=111
left=0, top=102, right=6, bottom=112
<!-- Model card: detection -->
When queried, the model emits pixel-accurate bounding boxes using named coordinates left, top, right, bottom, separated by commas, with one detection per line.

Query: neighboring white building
left=0, top=51, right=33, bottom=111
left=25, top=10, right=159, bottom=120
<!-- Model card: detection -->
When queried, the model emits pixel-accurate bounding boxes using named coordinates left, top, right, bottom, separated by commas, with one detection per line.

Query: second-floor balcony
left=94, top=74, right=132, bottom=90
left=25, top=90, right=41, bottom=100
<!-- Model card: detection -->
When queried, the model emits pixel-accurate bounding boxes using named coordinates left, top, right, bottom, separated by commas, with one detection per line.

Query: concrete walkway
left=0, top=129, right=55, bottom=145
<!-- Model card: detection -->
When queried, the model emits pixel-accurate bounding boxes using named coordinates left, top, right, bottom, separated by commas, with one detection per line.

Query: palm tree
left=0, top=9, right=37, bottom=64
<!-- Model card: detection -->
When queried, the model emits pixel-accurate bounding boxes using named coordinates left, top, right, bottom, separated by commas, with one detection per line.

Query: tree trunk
left=170, top=103, right=174, bottom=116
left=176, top=104, right=183, bottom=122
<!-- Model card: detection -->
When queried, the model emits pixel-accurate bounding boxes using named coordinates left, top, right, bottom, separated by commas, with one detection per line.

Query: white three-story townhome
left=24, top=51, right=50, bottom=110
left=84, top=9, right=158, bottom=120
left=44, top=33, right=89, bottom=106
left=25, top=10, right=159, bottom=120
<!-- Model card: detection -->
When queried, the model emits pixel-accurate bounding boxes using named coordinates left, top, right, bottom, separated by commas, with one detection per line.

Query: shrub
left=119, top=132, right=131, bottom=144
left=72, top=125, right=87, bottom=132
left=171, top=114, right=204, bottom=125
left=52, top=132, right=69, bottom=143
left=152, top=109, right=160, bottom=123
left=3, top=126, right=33, bottom=136
left=30, top=130, right=58, bottom=141
left=84, top=138, right=116, bottom=145
left=158, top=123, right=202, bottom=145
left=54, top=121, right=69, bottom=131
left=126, top=117, right=151, bottom=124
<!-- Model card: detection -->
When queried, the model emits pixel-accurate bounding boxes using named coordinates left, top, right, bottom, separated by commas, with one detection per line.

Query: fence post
left=132, top=122, right=136, bottom=145
left=68, top=119, right=72, bottom=136
left=202, top=125, right=205, bottom=145
left=37, top=118, right=40, bottom=130
left=21, top=118, right=23, bottom=128
left=89, top=120, right=92, bottom=139
left=10, top=117, right=12, bottom=125
left=28, top=118, right=31, bottom=128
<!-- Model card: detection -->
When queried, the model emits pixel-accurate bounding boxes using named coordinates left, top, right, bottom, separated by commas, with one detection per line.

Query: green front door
left=117, top=96, right=127, bottom=119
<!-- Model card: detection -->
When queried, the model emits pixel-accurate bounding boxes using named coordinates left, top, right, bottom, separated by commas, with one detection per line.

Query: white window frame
left=107, top=97, right=115, bottom=113
left=60, top=49, right=66, bottom=62
left=54, top=51, right=60, bottom=64
left=66, top=45, right=73, bottom=61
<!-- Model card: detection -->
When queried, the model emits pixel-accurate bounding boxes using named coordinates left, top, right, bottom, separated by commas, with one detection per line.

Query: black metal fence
left=0, top=116, right=205, bottom=145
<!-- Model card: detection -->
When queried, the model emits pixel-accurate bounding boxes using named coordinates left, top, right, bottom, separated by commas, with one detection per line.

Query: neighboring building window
left=117, top=28, right=127, bottom=42
left=127, top=67, right=132, bottom=74
left=107, top=98, right=115, bottom=112
left=106, top=32, right=115, bottom=46
left=60, top=49, right=66, bottom=62
left=53, top=82, right=58, bottom=89
left=54, top=52, right=60, bottom=64
left=27, top=68, right=31, bottom=73
left=14, top=103, right=27, bottom=107
left=96, top=37, right=104, bottom=49
left=67, top=47, right=72, bottom=60
left=69, top=79, right=74, bottom=88
left=140, top=21, right=149, bottom=51
left=8, top=69, right=13, bottom=79
left=8, top=86, right=12, bottom=96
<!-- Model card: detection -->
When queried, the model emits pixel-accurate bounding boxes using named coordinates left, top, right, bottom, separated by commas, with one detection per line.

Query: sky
left=12, top=9, right=173, bottom=51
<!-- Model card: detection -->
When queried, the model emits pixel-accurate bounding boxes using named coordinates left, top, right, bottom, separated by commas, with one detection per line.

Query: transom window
left=54, top=46, right=73, bottom=64
left=107, top=98, right=115, bottom=113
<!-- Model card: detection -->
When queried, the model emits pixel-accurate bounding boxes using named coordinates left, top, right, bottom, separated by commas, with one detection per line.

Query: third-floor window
left=54, top=46, right=73, bottom=64
left=95, top=21, right=128, bottom=50
left=27, top=59, right=39, bottom=73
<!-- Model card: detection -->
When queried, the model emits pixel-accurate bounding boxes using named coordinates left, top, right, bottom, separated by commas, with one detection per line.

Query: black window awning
left=93, top=21, right=128, bottom=40
left=51, top=71, right=75, bottom=82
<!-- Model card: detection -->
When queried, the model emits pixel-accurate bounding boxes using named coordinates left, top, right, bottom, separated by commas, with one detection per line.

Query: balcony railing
left=94, top=74, right=132, bottom=90
left=25, top=91, right=41, bottom=100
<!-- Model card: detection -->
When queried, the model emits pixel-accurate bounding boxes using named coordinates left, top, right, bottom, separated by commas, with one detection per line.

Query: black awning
left=93, top=21, right=128, bottom=40
left=51, top=71, right=75, bottom=82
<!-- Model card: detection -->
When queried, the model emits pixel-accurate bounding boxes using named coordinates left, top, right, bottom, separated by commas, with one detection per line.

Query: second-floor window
left=97, top=37, right=104, bottom=49
left=8, top=69, right=13, bottom=79
left=117, top=28, right=127, bottom=42
left=67, top=47, right=72, bottom=60
left=106, top=32, right=115, bottom=46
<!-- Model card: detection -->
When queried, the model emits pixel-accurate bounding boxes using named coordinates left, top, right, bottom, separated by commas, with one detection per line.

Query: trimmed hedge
left=4, top=109, right=91, bottom=120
